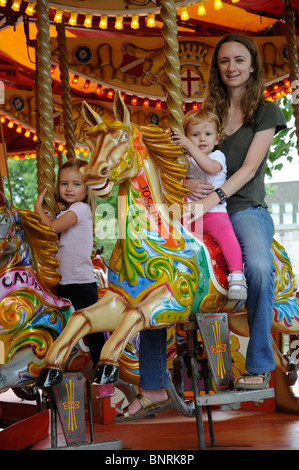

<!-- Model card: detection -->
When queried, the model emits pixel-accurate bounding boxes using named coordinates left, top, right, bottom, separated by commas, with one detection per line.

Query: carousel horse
left=0, top=192, right=96, bottom=393
left=36, top=90, right=299, bottom=391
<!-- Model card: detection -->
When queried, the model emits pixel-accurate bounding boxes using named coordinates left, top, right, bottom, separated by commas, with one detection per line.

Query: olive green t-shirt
left=219, top=101, right=287, bottom=215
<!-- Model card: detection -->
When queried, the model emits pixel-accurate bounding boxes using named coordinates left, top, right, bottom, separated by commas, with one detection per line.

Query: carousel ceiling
left=0, top=0, right=298, bottom=158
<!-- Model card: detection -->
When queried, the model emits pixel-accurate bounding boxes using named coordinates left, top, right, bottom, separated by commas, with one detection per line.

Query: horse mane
left=86, top=119, right=190, bottom=209
left=19, top=209, right=62, bottom=291
left=137, top=124, right=189, bottom=208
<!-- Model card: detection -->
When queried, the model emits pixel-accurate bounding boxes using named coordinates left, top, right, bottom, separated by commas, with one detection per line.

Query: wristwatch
left=214, top=188, right=227, bottom=204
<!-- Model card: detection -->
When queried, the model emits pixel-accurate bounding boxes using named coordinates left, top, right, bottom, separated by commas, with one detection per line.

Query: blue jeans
left=230, top=206, right=275, bottom=373
left=139, top=328, right=169, bottom=389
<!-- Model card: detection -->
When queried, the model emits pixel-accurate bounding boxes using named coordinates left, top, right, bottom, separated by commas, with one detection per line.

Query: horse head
left=80, top=92, right=143, bottom=198
left=0, top=192, right=25, bottom=269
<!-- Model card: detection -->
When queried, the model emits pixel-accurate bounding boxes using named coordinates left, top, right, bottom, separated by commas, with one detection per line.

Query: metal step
left=195, top=387, right=275, bottom=407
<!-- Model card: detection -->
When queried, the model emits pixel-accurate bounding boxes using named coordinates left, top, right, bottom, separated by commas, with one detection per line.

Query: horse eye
left=120, top=131, right=129, bottom=142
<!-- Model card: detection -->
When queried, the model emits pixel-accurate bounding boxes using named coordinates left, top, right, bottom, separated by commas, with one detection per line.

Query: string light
left=0, top=0, right=7, bottom=6
left=54, top=9, right=63, bottom=23
left=0, top=116, right=5, bottom=123
left=180, top=6, right=189, bottom=21
left=99, top=15, right=108, bottom=29
left=155, top=101, right=162, bottom=109
left=214, top=0, right=223, bottom=10
left=115, top=16, right=123, bottom=30
left=83, top=80, right=90, bottom=89
left=143, top=98, right=149, bottom=108
left=25, top=2, right=35, bottom=16
left=72, top=75, right=79, bottom=85
left=131, top=97, right=138, bottom=106
left=8, top=120, right=14, bottom=128
left=24, top=130, right=31, bottom=138
left=84, top=14, right=93, bottom=28
left=107, top=90, right=114, bottom=99
left=146, top=12, right=155, bottom=27
left=16, top=125, right=22, bottom=133
left=69, top=12, right=78, bottom=26
left=11, top=0, right=21, bottom=12
left=197, top=2, right=206, bottom=15
left=131, top=15, right=139, bottom=29
left=96, top=86, right=102, bottom=94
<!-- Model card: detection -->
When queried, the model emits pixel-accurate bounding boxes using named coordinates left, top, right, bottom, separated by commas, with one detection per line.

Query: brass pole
left=35, top=0, right=56, bottom=215
left=56, top=16, right=76, bottom=160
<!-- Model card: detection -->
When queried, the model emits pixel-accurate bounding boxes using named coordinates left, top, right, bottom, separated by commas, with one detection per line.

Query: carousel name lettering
left=1, top=269, right=43, bottom=292
left=140, top=183, right=162, bottom=226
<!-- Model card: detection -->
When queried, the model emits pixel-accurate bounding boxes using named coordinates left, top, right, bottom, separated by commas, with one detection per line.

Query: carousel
left=0, top=0, right=299, bottom=452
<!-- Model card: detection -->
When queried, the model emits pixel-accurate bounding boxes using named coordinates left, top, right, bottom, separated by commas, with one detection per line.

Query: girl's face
left=58, top=168, right=87, bottom=204
left=186, top=120, right=219, bottom=156
left=217, top=41, right=253, bottom=91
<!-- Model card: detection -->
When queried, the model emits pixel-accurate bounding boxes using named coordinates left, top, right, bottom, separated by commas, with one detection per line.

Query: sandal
left=235, top=371, right=271, bottom=390
left=113, top=393, right=172, bottom=422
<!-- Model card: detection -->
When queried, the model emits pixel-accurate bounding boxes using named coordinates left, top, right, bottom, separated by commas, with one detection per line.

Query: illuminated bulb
left=192, top=103, right=199, bottom=110
left=83, top=80, right=90, bottom=89
left=24, top=130, right=31, bottom=138
left=11, top=0, right=21, bottom=12
left=75, top=148, right=80, bottom=155
left=231, top=0, right=240, bottom=2
left=214, top=0, right=223, bottom=10
left=197, top=2, right=206, bottom=15
left=54, top=9, right=63, bottom=23
left=25, top=2, right=35, bottom=16
left=8, top=120, right=14, bottom=128
left=33, top=134, right=38, bottom=141
left=146, top=12, right=155, bottom=27
left=50, top=65, right=56, bottom=75
left=107, top=90, right=114, bottom=99
left=58, top=144, right=64, bottom=151
left=263, top=89, right=269, bottom=96
left=180, top=6, right=189, bottom=21
left=131, top=15, right=139, bottom=29
left=0, top=116, right=5, bottom=123
left=0, top=0, right=7, bottom=6
left=84, top=14, right=93, bottom=28
left=96, top=86, right=102, bottom=94
left=72, top=75, right=79, bottom=85
left=284, top=78, right=291, bottom=87
left=115, top=16, right=123, bottom=30
left=155, top=101, right=162, bottom=109
left=273, top=84, right=279, bottom=91
left=69, top=12, right=78, bottom=26
left=16, top=125, right=22, bottom=133
left=131, top=97, right=137, bottom=106
left=99, top=15, right=108, bottom=29
left=143, top=99, right=149, bottom=108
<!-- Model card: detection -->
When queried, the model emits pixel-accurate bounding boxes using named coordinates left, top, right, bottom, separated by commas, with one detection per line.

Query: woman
left=186, top=34, right=286, bottom=389
left=115, top=34, right=287, bottom=420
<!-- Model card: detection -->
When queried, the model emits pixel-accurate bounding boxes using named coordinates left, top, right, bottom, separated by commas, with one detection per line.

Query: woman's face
left=217, top=41, right=253, bottom=91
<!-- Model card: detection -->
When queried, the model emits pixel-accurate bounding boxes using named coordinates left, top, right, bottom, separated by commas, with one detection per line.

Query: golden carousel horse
left=36, top=91, right=299, bottom=396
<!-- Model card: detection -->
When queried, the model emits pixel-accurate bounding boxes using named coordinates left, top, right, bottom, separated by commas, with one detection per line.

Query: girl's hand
left=34, top=188, right=47, bottom=210
left=185, top=178, right=214, bottom=200
left=171, top=132, right=194, bottom=153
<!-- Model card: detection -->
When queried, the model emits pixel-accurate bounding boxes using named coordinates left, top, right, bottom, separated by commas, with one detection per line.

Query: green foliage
left=266, top=96, right=297, bottom=178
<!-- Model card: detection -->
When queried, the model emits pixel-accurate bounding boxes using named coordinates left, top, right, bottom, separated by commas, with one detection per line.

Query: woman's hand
left=185, top=178, right=214, bottom=200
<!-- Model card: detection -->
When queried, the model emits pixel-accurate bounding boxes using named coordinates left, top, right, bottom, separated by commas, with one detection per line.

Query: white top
left=186, top=149, right=227, bottom=213
left=57, top=202, right=95, bottom=284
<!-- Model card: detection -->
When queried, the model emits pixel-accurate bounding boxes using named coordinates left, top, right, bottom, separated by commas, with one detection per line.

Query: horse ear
left=82, top=101, right=103, bottom=127
left=113, top=90, right=131, bottom=127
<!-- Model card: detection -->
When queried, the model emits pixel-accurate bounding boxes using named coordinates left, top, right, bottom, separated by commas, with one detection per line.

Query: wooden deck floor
left=1, top=389, right=299, bottom=452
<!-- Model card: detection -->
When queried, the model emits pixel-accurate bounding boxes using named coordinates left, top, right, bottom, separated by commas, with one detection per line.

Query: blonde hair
left=183, top=108, right=224, bottom=144
left=56, top=159, right=96, bottom=219
left=203, top=34, right=265, bottom=124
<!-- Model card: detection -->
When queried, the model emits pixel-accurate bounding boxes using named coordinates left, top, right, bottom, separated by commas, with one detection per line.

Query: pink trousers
left=193, top=212, right=243, bottom=272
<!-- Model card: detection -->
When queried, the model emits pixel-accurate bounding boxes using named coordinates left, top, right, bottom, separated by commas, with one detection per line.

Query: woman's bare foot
left=115, top=388, right=168, bottom=416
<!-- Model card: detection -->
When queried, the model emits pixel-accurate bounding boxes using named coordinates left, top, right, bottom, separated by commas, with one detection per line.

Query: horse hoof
left=35, top=367, right=63, bottom=388
left=92, top=363, right=119, bottom=385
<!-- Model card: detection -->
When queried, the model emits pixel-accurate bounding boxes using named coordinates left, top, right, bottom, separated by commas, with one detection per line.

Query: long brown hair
left=203, top=34, right=265, bottom=124
left=56, top=159, right=96, bottom=218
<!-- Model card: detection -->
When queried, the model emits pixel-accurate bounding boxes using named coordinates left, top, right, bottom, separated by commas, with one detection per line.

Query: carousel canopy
left=0, top=0, right=298, bottom=158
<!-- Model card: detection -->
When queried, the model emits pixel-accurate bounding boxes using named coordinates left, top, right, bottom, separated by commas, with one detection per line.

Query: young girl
left=34, top=159, right=114, bottom=398
left=172, top=109, right=247, bottom=300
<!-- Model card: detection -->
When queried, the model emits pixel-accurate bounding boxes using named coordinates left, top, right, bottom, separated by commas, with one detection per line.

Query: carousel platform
left=1, top=388, right=299, bottom=451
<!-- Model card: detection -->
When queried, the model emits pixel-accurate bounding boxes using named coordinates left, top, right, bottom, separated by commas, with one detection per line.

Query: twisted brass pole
left=283, top=1, right=299, bottom=147
left=35, top=0, right=56, bottom=215
left=56, top=16, right=76, bottom=160
left=160, top=0, right=188, bottom=168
